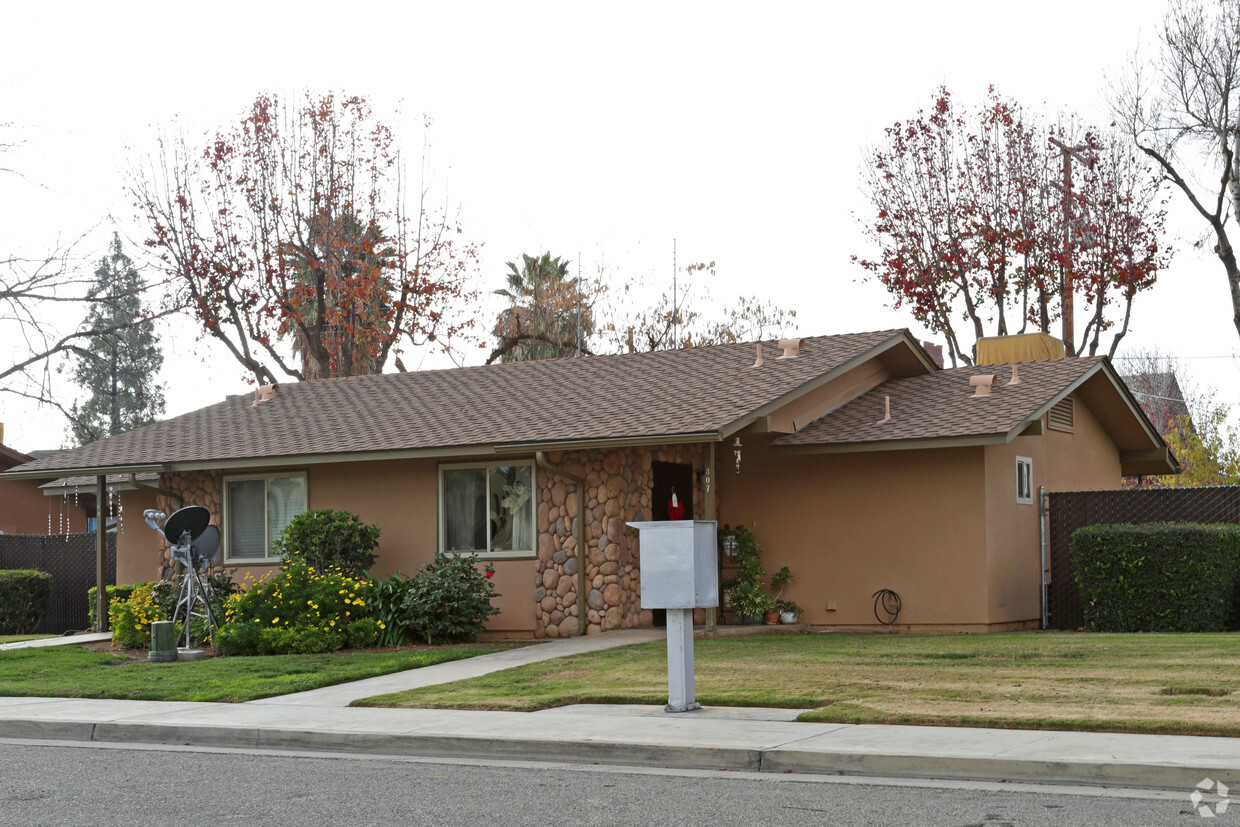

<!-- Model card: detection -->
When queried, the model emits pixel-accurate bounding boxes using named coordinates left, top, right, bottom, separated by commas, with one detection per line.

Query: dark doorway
left=650, top=461, right=694, bottom=628
left=652, top=461, right=694, bottom=522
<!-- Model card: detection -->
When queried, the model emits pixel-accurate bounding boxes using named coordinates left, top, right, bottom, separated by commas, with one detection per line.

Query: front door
left=652, top=461, right=693, bottom=522
left=650, top=461, right=694, bottom=628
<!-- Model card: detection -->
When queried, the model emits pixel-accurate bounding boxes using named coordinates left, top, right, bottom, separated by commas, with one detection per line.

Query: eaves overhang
left=1, top=431, right=728, bottom=481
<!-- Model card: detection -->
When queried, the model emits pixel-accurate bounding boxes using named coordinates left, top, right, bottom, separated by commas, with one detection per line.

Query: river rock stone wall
left=154, top=471, right=222, bottom=580
left=534, top=444, right=707, bottom=638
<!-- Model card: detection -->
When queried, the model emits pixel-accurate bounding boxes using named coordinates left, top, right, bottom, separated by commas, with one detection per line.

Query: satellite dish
left=191, top=524, right=221, bottom=568
left=163, top=505, right=211, bottom=546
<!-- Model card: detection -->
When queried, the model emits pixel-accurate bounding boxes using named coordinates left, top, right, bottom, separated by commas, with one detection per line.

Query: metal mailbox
left=627, top=520, right=719, bottom=609
left=626, top=519, right=719, bottom=712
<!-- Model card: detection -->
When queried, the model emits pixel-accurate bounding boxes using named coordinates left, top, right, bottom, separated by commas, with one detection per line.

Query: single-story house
left=1, top=330, right=1176, bottom=635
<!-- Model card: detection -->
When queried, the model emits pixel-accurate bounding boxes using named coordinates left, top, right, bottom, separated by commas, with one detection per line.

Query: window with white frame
left=1016, top=457, right=1033, bottom=505
left=440, top=461, right=535, bottom=558
left=224, top=472, right=307, bottom=563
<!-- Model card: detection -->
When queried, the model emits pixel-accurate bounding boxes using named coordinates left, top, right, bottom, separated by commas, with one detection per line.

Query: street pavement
left=2, top=628, right=1239, bottom=793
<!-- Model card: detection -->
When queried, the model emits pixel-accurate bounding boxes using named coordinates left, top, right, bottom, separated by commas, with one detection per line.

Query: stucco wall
left=718, top=435, right=991, bottom=629
left=114, top=487, right=158, bottom=584
left=0, top=480, right=89, bottom=536
left=981, top=394, right=1123, bottom=627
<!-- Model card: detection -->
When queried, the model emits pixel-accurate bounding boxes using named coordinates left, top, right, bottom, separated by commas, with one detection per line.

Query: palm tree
left=491, top=252, right=592, bottom=363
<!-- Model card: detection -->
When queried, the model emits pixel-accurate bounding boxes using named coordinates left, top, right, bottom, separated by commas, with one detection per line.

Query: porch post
left=705, top=442, right=717, bottom=632
left=95, top=474, right=107, bottom=633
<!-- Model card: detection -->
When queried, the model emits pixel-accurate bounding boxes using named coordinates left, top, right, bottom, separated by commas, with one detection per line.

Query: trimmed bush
left=272, top=509, right=380, bottom=576
left=1074, top=523, right=1240, bottom=632
left=398, top=552, right=500, bottom=645
left=0, top=570, right=52, bottom=634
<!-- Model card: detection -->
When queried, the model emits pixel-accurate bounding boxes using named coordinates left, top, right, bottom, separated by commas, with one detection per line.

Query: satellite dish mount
left=143, top=506, right=221, bottom=651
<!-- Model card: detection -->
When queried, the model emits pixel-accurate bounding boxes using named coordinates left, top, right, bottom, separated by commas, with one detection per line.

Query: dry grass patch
left=355, top=631, right=1240, bottom=736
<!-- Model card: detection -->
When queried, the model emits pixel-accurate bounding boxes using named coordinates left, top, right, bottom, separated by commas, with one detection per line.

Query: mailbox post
left=626, top=520, right=718, bottom=712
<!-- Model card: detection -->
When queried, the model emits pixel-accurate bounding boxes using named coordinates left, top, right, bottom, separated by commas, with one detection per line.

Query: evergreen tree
left=69, top=234, right=165, bottom=444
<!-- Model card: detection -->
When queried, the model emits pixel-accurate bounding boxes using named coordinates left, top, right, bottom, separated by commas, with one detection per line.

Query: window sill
left=444, top=550, right=536, bottom=562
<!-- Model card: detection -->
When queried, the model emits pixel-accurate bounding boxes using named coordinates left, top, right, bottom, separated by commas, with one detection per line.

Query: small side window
left=1016, top=457, right=1033, bottom=505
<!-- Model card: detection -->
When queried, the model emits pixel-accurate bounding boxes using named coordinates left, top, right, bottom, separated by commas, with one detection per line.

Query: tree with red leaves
left=855, top=88, right=1169, bottom=366
left=133, top=93, right=477, bottom=384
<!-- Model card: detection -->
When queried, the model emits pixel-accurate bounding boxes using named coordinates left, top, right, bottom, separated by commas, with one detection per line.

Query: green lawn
left=0, top=644, right=507, bottom=703
left=354, top=631, right=1240, bottom=737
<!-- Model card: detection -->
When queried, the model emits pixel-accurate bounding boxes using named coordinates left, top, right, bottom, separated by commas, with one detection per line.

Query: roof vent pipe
left=752, top=343, right=764, bottom=368
left=970, top=375, right=996, bottom=398
left=1008, top=364, right=1021, bottom=385
left=877, top=395, right=891, bottom=424
left=252, top=383, right=280, bottom=406
left=777, top=338, right=805, bottom=359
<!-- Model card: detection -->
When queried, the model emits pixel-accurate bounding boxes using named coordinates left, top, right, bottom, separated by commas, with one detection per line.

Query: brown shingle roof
left=9, top=331, right=911, bottom=476
left=775, top=357, right=1104, bottom=447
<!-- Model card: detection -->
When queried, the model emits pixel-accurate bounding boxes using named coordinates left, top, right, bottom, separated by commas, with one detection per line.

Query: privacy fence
left=0, top=532, right=116, bottom=634
left=1047, top=486, right=1240, bottom=630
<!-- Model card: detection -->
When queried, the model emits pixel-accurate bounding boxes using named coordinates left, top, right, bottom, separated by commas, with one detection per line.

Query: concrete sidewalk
left=0, top=696, right=1237, bottom=791
left=248, top=628, right=664, bottom=707
left=0, top=633, right=112, bottom=651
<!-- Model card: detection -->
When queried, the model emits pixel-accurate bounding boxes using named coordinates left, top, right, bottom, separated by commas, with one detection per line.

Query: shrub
left=88, top=584, right=139, bottom=630
left=1074, top=523, right=1240, bottom=632
left=218, top=560, right=379, bottom=655
left=725, top=526, right=772, bottom=620
left=370, top=572, right=418, bottom=646
left=345, top=617, right=381, bottom=649
left=398, top=552, right=500, bottom=645
left=273, top=509, right=380, bottom=576
left=0, top=570, right=52, bottom=635
left=108, top=582, right=168, bottom=649
left=214, top=620, right=262, bottom=656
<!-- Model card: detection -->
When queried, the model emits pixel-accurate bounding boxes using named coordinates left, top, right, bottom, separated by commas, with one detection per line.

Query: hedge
left=0, top=569, right=53, bottom=635
left=1073, top=523, right=1240, bottom=632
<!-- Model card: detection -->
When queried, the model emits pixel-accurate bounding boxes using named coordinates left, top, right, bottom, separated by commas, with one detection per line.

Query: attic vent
left=252, top=383, right=281, bottom=406
left=777, top=338, right=805, bottom=359
left=1048, top=397, right=1074, bottom=433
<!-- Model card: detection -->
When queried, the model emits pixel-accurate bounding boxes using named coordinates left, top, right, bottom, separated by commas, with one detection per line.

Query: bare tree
left=0, top=127, right=173, bottom=438
left=1113, top=0, right=1240, bottom=341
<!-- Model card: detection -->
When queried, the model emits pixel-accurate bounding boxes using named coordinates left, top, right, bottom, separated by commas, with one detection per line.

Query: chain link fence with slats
left=1046, top=486, right=1240, bottom=629
left=0, top=532, right=117, bottom=633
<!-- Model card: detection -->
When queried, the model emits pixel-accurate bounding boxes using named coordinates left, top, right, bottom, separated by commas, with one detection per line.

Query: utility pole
left=576, top=253, right=582, bottom=357
left=672, top=239, right=678, bottom=349
left=1049, top=136, right=1096, bottom=358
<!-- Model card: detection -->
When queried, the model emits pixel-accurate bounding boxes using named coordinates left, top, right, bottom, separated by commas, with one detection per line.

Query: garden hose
left=872, top=588, right=901, bottom=626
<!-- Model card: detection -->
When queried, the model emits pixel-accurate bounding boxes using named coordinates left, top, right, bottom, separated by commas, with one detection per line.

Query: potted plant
left=727, top=526, right=770, bottom=624
left=768, top=566, right=795, bottom=625
left=777, top=600, right=803, bottom=624
left=721, top=577, right=737, bottom=610
left=730, top=580, right=772, bottom=624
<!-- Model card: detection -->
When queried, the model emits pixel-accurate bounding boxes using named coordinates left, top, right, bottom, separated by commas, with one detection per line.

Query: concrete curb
left=4, top=712, right=1240, bottom=789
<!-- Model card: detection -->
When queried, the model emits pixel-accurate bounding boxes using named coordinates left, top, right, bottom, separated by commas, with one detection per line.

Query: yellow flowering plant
left=108, top=582, right=168, bottom=649
left=216, top=560, right=380, bottom=655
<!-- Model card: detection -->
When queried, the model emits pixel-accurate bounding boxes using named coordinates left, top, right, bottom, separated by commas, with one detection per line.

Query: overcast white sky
left=1, top=0, right=1229, bottom=453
